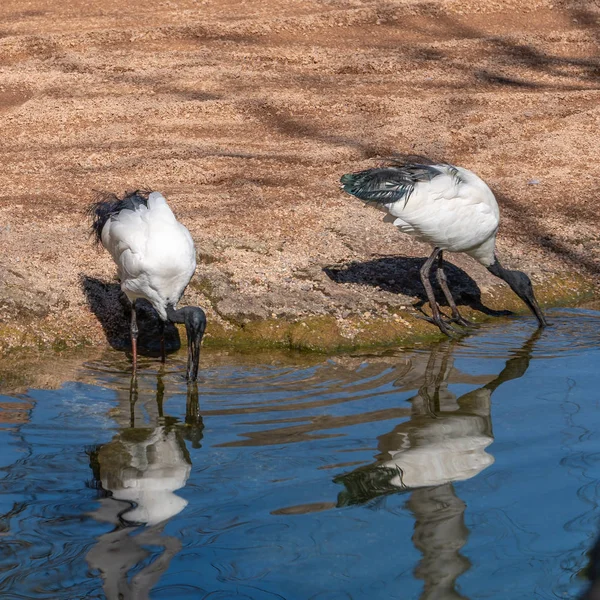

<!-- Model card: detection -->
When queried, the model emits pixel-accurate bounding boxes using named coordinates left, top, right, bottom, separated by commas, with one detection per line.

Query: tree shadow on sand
left=324, top=256, right=511, bottom=317
left=80, top=275, right=181, bottom=356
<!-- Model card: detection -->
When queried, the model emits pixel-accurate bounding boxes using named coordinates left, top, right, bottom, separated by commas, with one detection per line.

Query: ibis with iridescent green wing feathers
left=340, top=163, right=547, bottom=335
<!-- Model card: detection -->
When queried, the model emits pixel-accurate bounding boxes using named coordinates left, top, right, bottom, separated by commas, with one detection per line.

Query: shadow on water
left=80, top=275, right=181, bottom=356
left=324, top=257, right=512, bottom=317
left=86, top=375, right=203, bottom=600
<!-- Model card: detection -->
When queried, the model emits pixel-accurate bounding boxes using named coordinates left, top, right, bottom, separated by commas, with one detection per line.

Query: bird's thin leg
left=129, top=375, right=138, bottom=428
left=436, top=252, right=477, bottom=328
left=159, top=320, right=166, bottom=364
left=419, top=248, right=461, bottom=337
left=130, top=299, right=139, bottom=377
left=156, top=373, right=165, bottom=422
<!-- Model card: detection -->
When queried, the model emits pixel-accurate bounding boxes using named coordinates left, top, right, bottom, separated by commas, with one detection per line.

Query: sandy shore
left=0, top=0, right=599, bottom=355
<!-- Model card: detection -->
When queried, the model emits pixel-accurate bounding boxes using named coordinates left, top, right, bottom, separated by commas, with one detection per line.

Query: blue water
left=1, top=308, right=599, bottom=599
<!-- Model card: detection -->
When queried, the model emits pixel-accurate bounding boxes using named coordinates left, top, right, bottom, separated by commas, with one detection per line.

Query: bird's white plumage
left=101, top=192, right=196, bottom=320
left=97, top=426, right=191, bottom=526
left=383, top=405, right=494, bottom=489
left=382, top=165, right=500, bottom=266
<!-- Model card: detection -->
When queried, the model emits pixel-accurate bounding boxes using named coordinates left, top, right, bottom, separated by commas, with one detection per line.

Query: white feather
left=384, top=400, right=494, bottom=489
left=98, top=427, right=191, bottom=526
left=382, top=165, right=500, bottom=266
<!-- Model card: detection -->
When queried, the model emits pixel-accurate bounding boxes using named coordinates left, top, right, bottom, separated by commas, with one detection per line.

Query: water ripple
left=2, top=313, right=600, bottom=598
left=450, top=308, right=600, bottom=359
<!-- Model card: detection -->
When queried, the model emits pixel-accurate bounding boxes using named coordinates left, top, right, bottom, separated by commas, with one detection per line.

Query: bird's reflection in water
left=86, top=375, right=203, bottom=600
left=335, top=331, right=540, bottom=600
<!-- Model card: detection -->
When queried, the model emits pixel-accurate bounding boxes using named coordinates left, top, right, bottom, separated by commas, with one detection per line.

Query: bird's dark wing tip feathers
left=87, top=189, right=153, bottom=245
left=339, top=162, right=456, bottom=205
left=340, top=165, right=414, bottom=203
left=340, top=173, right=356, bottom=186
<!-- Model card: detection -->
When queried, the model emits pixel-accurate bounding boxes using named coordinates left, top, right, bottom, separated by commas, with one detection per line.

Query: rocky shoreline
left=1, top=0, right=599, bottom=357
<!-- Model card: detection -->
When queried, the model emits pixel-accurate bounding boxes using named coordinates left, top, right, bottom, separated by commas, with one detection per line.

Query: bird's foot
left=415, top=313, right=465, bottom=337
left=449, top=315, right=479, bottom=329
left=436, top=318, right=464, bottom=338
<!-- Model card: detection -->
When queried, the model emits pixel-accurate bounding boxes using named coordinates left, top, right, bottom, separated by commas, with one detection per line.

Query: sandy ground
left=1, top=0, right=599, bottom=354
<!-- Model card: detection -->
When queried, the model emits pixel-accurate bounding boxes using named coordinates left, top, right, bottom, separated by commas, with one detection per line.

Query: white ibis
left=340, top=162, right=547, bottom=335
left=89, top=190, right=206, bottom=380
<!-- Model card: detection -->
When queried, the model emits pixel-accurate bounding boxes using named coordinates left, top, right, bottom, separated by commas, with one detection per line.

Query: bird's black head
left=166, top=305, right=207, bottom=381
left=487, top=259, right=548, bottom=328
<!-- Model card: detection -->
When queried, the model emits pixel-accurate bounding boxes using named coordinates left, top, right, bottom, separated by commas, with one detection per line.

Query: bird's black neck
left=166, top=304, right=186, bottom=324
left=165, top=304, right=207, bottom=381
left=486, top=256, right=547, bottom=328
left=486, top=257, right=525, bottom=297
left=486, top=257, right=510, bottom=283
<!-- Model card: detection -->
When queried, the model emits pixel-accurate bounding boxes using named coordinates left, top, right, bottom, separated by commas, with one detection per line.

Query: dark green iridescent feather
left=340, top=163, right=461, bottom=207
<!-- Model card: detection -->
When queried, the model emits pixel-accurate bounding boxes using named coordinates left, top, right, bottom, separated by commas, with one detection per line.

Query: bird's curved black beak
left=187, top=332, right=202, bottom=381
left=167, top=304, right=207, bottom=381
left=486, top=259, right=548, bottom=329
left=522, top=293, right=548, bottom=328
left=186, top=309, right=206, bottom=381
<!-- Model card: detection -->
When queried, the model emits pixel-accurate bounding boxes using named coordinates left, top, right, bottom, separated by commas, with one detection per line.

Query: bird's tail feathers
left=340, top=171, right=377, bottom=200
left=339, top=172, right=358, bottom=187
left=340, top=169, right=411, bottom=204
left=340, top=163, right=460, bottom=206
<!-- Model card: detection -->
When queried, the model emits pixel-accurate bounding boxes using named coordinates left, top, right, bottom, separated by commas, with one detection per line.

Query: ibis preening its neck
left=89, top=190, right=206, bottom=380
left=340, top=162, right=547, bottom=335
